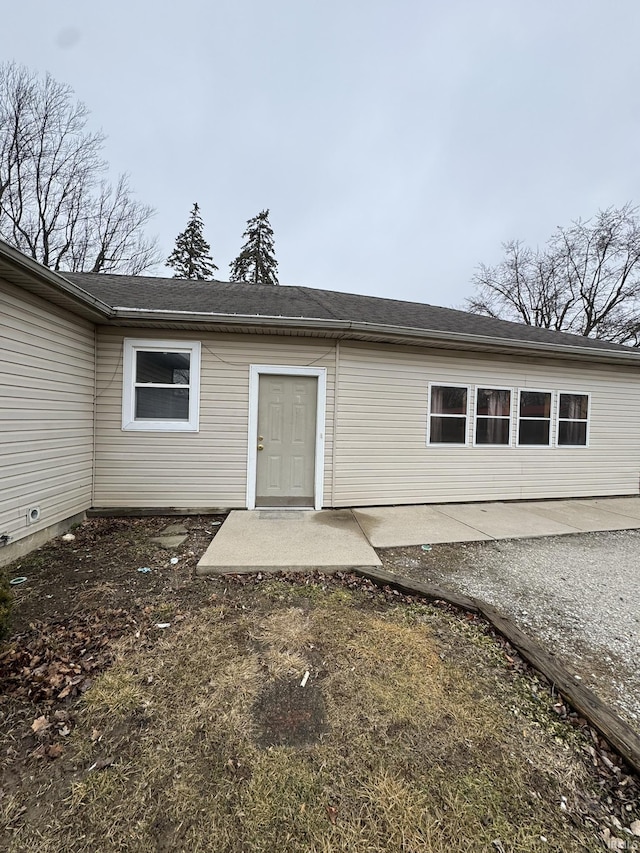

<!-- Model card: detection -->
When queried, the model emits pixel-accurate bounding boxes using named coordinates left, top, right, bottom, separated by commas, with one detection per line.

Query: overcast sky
left=7, top=1, right=640, bottom=307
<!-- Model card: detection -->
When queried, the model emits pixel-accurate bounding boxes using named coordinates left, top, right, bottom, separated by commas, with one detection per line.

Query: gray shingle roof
left=63, top=271, right=632, bottom=355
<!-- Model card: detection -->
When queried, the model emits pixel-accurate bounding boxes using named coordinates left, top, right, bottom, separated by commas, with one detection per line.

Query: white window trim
left=246, top=365, right=327, bottom=511
left=426, top=382, right=470, bottom=447
left=516, top=388, right=554, bottom=448
left=122, top=339, right=201, bottom=432
left=556, top=390, right=591, bottom=448
left=472, top=386, right=514, bottom=448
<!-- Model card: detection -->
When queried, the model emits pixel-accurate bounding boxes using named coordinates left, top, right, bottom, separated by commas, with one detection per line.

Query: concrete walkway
left=352, top=497, right=640, bottom=548
left=196, top=497, right=640, bottom=573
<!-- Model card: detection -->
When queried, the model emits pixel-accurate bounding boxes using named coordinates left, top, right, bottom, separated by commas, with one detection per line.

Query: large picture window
left=557, top=393, right=589, bottom=446
left=475, top=388, right=511, bottom=445
left=517, top=390, right=552, bottom=446
left=122, top=339, right=201, bottom=431
left=428, top=385, right=469, bottom=444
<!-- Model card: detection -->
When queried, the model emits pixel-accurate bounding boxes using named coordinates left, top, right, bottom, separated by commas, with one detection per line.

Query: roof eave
left=3, top=242, right=633, bottom=365
left=108, top=307, right=640, bottom=365
left=0, top=242, right=113, bottom=321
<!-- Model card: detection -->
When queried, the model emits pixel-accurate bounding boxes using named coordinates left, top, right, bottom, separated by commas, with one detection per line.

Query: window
left=517, top=390, right=552, bottom=446
left=475, top=388, right=511, bottom=445
left=557, top=393, right=589, bottom=446
left=122, top=339, right=201, bottom=431
left=428, top=385, right=469, bottom=444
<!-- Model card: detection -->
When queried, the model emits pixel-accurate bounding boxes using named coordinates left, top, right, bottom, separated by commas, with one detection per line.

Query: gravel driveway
left=382, top=530, right=640, bottom=729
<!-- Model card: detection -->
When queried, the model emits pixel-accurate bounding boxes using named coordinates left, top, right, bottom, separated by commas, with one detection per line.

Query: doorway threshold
left=255, top=506, right=314, bottom=513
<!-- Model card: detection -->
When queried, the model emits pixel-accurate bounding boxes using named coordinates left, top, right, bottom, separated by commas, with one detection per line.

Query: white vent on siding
left=26, top=506, right=41, bottom=524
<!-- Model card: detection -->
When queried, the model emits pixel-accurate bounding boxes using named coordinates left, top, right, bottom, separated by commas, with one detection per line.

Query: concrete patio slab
left=526, top=499, right=640, bottom=532
left=435, top=501, right=579, bottom=540
left=578, top=497, right=640, bottom=521
left=352, top=505, right=494, bottom=548
left=197, top=509, right=381, bottom=574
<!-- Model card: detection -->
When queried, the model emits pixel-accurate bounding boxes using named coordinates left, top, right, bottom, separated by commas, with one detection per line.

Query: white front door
left=255, top=374, right=317, bottom=507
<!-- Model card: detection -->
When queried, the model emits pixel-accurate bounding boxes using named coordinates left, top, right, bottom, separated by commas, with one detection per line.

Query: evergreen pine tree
left=229, top=209, right=279, bottom=285
left=166, top=203, right=218, bottom=280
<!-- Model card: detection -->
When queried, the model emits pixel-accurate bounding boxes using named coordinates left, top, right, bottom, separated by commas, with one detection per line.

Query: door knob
left=257, top=444, right=264, bottom=451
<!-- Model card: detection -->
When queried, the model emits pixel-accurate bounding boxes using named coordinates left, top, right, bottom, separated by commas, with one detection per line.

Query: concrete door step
left=197, top=509, right=381, bottom=575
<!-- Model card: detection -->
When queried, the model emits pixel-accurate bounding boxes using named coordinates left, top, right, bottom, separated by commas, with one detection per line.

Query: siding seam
left=331, top=340, right=340, bottom=506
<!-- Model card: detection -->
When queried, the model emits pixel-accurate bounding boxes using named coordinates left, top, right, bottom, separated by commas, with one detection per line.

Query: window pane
left=430, top=416, right=466, bottom=443
left=431, top=386, right=467, bottom=415
left=558, top=421, right=587, bottom=446
left=559, top=393, right=588, bottom=420
left=136, top=351, right=190, bottom=384
left=475, top=418, right=510, bottom=445
left=519, top=391, right=551, bottom=418
left=518, top=419, right=550, bottom=445
left=135, top=387, right=189, bottom=420
left=477, top=388, right=510, bottom=417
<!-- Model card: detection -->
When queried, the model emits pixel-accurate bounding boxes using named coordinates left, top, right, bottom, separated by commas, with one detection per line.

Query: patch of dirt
left=4, top=514, right=225, bottom=632
left=254, top=677, right=328, bottom=748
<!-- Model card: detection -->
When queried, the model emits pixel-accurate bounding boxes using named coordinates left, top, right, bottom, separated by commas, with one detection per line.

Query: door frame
left=246, top=365, right=327, bottom=510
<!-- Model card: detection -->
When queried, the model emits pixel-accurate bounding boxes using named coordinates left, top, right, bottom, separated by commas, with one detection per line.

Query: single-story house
left=3, top=238, right=640, bottom=564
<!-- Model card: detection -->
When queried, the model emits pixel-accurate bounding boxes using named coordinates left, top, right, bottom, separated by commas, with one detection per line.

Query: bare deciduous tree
left=0, top=62, right=159, bottom=274
left=467, top=204, right=640, bottom=346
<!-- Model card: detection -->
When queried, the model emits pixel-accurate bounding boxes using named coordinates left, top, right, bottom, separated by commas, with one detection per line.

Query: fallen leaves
left=0, top=610, right=140, bottom=762
left=44, top=743, right=63, bottom=760
left=28, top=710, right=77, bottom=759
left=0, top=609, right=138, bottom=705
left=31, top=715, right=50, bottom=735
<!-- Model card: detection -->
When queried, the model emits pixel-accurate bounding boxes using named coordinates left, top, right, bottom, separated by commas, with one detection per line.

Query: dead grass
left=81, top=667, right=147, bottom=715
left=1, top=582, right=628, bottom=852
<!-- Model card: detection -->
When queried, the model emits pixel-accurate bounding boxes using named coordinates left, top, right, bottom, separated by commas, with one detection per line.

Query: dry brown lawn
left=1, top=518, right=638, bottom=852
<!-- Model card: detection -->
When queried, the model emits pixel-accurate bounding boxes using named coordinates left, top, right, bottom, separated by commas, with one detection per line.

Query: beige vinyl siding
left=93, top=329, right=336, bottom=507
left=333, top=341, right=640, bottom=506
left=0, top=276, right=95, bottom=543
left=93, top=329, right=640, bottom=509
